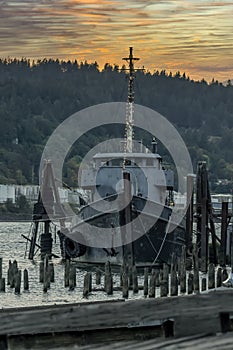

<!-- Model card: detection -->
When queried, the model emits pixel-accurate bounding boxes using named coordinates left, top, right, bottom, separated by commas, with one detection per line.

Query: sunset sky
left=0, top=0, right=233, bottom=82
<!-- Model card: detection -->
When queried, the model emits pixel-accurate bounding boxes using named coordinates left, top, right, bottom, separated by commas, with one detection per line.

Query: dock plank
left=1, top=289, right=233, bottom=347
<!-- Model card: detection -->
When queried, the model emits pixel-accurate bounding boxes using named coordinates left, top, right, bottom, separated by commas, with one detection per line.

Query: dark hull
left=59, top=195, right=185, bottom=266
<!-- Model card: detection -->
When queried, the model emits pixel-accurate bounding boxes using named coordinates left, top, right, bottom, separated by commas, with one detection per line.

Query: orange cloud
left=0, top=0, right=232, bottom=82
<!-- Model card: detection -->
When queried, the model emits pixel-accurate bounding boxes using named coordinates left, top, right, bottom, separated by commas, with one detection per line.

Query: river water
left=0, top=222, right=144, bottom=309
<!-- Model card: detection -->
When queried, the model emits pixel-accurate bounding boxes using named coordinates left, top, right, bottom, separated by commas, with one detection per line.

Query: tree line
left=0, top=58, right=232, bottom=192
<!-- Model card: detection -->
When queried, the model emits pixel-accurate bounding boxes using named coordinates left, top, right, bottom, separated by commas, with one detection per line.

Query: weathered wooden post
left=188, top=273, right=194, bottom=294
left=193, top=244, right=200, bottom=293
left=0, top=257, right=2, bottom=280
left=128, top=265, right=133, bottom=289
left=15, top=270, right=21, bottom=294
left=0, top=278, right=5, bottom=292
left=143, top=268, right=148, bottom=297
left=180, top=246, right=186, bottom=294
left=7, top=260, right=12, bottom=285
left=201, top=277, right=207, bottom=291
left=222, top=268, right=228, bottom=282
left=49, top=263, right=55, bottom=283
left=149, top=270, right=156, bottom=298
left=196, top=162, right=209, bottom=273
left=208, top=263, right=215, bottom=289
left=43, top=255, right=50, bottom=293
left=207, top=185, right=218, bottom=265
left=39, top=261, right=44, bottom=283
left=23, top=269, right=29, bottom=291
left=186, top=174, right=194, bottom=252
left=122, top=271, right=129, bottom=299
left=121, top=172, right=134, bottom=283
left=96, top=270, right=101, bottom=285
left=105, top=273, right=113, bottom=295
left=163, top=264, right=169, bottom=296
left=216, top=267, right=222, bottom=288
left=155, top=269, right=160, bottom=288
left=69, top=266, right=76, bottom=291
left=83, top=273, right=91, bottom=298
left=104, top=261, right=112, bottom=294
left=64, top=259, right=70, bottom=287
left=219, top=202, right=228, bottom=267
left=88, top=273, right=92, bottom=293
left=132, top=265, right=138, bottom=293
left=10, top=260, right=18, bottom=288
left=170, top=254, right=178, bottom=296
left=160, top=280, right=168, bottom=297
left=120, top=264, right=124, bottom=287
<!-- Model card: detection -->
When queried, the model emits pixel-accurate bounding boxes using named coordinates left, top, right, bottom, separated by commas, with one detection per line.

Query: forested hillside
left=0, top=58, right=233, bottom=192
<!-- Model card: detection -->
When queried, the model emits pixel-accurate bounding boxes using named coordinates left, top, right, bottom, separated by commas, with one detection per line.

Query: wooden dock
left=1, top=288, right=233, bottom=349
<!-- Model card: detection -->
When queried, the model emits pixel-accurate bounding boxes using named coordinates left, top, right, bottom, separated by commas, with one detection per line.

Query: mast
left=122, top=47, right=140, bottom=154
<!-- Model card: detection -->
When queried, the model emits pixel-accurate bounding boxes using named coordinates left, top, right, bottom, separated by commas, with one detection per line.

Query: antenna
left=122, top=47, right=141, bottom=157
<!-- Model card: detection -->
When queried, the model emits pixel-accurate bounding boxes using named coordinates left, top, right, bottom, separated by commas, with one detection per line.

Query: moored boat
left=58, top=47, right=186, bottom=267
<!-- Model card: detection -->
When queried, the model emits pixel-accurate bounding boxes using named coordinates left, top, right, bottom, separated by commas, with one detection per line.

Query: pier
left=1, top=289, right=233, bottom=349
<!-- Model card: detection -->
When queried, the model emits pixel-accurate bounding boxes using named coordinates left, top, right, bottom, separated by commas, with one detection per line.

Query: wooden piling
left=143, top=268, right=148, bottom=297
left=186, top=174, right=194, bottom=252
left=122, top=271, right=129, bottom=299
left=208, top=263, right=215, bottom=289
left=231, top=231, right=233, bottom=273
left=149, top=270, right=156, bottom=298
left=163, top=264, right=169, bottom=296
left=104, top=261, right=112, bottom=294
left=43, top=271, right=49, bottom=293
left=219, top=202, right=228, bottom=267
left=10, top=261, right=18, bottom=288
left=170, top=270, right=178, bottom=296
left=201, top=277, right=207, bottom=291
left=155, top=269, right=160, bottom=288
left=69, top=266, right=76, bottom=291
left=120, top=264, right=124, bottom=287
left=216, top=267, right=222, bottom=288
left=160, top=280, right=168, bottom=297
left=128, top=265, right=133, bottom=289
left=13, top=260, right=18, bottom=269
left=132, top=265, right=138, bottom=293
left=0, top=257, right=2, bottom=280
left=0, top=278, right=5, bottom=292
left=7, top=260, right=12, bottom=285
left=88, top=273, right=92, bottom=293
left=222, top=268, right=228, bottom=283
left=64, top=259, right=70, bottom=287
left=193, top=244, right=200, bottom=293
left=96, top=270, right=101, bottom=285
left=43, top=255, right=49, bottom=293
left=180, top=246, right=186, bottom=294
left=83, top=273, right=91, bottom=298
left=105, top=273, right=113, bottom=295
left=121, top=171, right=135, bottom=271
left=48, top=263, right=54, bottom=283
left=196, top=162, right=209, bottom=273
left=188, top=273, right=194, bottom=294
left=39, top=261, right=44, bottom=283
left=23, top=269, right=29, bottom=291
left=15, top=270, right=21, bottom=294
left=104, top=261, right=111, bottom=290
left=170, top=255, right=178, bottom=296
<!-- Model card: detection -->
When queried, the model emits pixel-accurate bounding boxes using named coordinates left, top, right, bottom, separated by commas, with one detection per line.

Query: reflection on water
left=0, top=222, right=143, bottom=309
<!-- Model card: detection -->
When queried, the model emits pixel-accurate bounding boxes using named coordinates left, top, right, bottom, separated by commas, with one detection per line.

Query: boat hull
left=59, top=195, right=185, bottom=266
